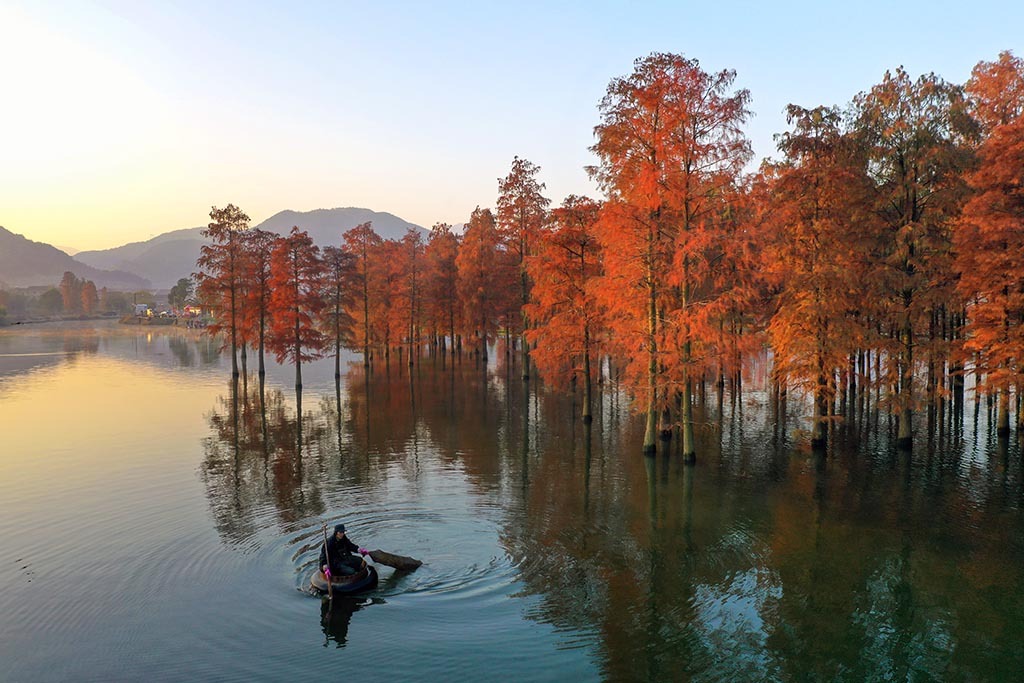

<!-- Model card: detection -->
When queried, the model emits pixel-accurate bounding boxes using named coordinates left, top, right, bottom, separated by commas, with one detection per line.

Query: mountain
left=74, top=227, right=206, bottom=292
left=0, top=226, right=151, bottom=290
left=254, top=207, right=426, bottom=243
left=74, top=207, right=427, bottom=289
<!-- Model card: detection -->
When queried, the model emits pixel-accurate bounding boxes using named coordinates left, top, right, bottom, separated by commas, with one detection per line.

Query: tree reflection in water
left=200, top=378, right=328, bottom=544
left=168, top=335, right=195, bottom=367
left=198, top=353, right=1024, bottom=679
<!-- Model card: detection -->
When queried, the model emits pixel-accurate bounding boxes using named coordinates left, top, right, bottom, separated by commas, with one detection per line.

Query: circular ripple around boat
left=280, top=495, right=520, bottom=604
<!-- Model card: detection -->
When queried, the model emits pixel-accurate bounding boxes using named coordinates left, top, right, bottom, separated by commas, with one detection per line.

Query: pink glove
left=323, top=565, right=331, bottom=578
left=358, top=547, right=368, bottom=556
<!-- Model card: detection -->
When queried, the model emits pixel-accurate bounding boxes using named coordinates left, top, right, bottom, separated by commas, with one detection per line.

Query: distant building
left=134, top=304, right=151, bottom=316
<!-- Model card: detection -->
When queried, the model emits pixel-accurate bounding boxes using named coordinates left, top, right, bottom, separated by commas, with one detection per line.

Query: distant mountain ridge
left=73, top=207, right=427, bottom=289
left=0, top=226, right=150, bottom=290
left=254, top=207, right=425, bottom=241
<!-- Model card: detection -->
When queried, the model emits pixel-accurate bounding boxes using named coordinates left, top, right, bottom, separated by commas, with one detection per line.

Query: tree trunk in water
left=582, top=325, right=592, bottom=425
left=230, top=278, right=239, bottom=378
left=997, top=388, right=1010, bottom=436
left=680, top=251, right=695, bottom=461
left=258, top=312, right=266, bottom=377
left=897, top=320, right=913, bottom=449
left=812, top=389, right=828, bottom=450
left=522, top=269, right=530, bottom=381
left=953, top=311, right=966, bottom=412
left=681, top=367, right=695, bottom=462
left=335, top=339, right=341, bottom=380
left=643, top=281, right=657, bottom=455
left=1017, top=383, right=1024, bottom=432
left=811, top=351, right=828, bottom=449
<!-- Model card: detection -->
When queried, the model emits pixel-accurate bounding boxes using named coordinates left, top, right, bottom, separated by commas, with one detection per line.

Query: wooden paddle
left=321, top=524, right=334, bottom=600
left=366, top=549, right=422, bottom=571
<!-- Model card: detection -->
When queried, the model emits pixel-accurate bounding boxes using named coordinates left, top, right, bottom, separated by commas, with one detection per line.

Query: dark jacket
left=319, top=534, right=360, bottom=573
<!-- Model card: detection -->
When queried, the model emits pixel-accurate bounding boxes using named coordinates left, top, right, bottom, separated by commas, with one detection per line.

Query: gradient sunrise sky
left=1, top=0, right=1021, bottom=251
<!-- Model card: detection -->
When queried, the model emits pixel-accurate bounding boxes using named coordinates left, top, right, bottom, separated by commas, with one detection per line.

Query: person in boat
left=320, top=523, right=369, bottom=577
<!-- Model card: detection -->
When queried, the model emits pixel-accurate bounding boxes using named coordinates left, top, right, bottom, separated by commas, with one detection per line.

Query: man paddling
left=320, top=524, right=369, bottom=577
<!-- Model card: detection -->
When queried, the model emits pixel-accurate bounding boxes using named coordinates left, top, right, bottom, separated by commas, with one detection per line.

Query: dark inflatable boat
left=310, top=565, right=378, bottom=594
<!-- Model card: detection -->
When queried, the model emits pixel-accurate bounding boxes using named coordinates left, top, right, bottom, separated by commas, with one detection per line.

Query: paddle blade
left=368, top=549, right=422, bottom=570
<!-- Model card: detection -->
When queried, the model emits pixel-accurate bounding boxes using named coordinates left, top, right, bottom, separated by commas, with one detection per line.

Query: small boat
left=310, top=564, right=378, bottom=595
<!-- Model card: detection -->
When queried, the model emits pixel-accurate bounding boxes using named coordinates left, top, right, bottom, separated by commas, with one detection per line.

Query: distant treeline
left=0, top=274, right=163, bottom=321
left=194, top=51, right=1024, bottom=456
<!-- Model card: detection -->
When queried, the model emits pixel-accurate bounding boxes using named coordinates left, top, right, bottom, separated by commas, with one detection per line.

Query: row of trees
left=196, top=50, right=1024, bottom=456
left=0, top=276, right=147, bottom=320
left=58, top=271, right=100, bottom=314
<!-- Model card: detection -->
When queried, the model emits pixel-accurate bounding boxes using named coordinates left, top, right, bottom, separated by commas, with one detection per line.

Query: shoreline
left=1, top=315, right=208, bottom=332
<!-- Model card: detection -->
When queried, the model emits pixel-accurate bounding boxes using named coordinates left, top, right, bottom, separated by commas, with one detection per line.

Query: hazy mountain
left=74, top=207, right=427, bottom=289
left=74, top=227, right=206, bottom=292
left=0, top=226, right=151, bottom=290
left=254, top=207, right=426, bottom=243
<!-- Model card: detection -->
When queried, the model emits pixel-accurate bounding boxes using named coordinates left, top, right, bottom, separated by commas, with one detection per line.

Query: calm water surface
left=1, top=321, right=1022, bottom=681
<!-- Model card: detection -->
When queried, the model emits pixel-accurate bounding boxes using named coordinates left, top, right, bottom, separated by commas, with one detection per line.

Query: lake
left=1, top=321, right=1022, bottom=681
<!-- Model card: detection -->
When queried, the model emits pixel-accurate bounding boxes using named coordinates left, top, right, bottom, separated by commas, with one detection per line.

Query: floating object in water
left=368, top=549, right=422, bottom=571
left=310, top=565, right=378, bottom=595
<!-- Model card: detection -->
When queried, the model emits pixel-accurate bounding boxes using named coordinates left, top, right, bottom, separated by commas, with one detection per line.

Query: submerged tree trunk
left=997, top=388, right=1010, bottom=436
left=643, top=274, right=658, bottom=455
left=335, top=337, right=341, bottom=380
left=897, top=319, right=913, bottom=449
left=362, top=249, right=371, bottom=368
left=1017, top=383, right=1024, bottom=432
left=230, top=276, right=239, bottom=378
left=680, top=255, right=695, bottom=461
left=582, top=324, right=593, bottom=425
left=681, top=365, right=695, bottom=462
left=812, top=366, right=828, bottom=449
left=258, top=310, right=266, bottom=377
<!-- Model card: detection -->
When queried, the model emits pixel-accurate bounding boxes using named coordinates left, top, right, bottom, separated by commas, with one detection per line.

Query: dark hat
left=334, top=523, right=346, bottom=534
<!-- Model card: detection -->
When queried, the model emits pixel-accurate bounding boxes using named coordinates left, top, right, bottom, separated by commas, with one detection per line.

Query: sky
left=1, top=0, right=1021, bottom=251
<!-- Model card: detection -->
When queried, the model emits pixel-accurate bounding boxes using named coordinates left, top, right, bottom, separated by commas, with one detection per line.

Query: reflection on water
left=320, top=597, right=383, bottom=648
left=193, top=347, right=1024, bottom=680
left=1, top=323, right=1023, bottom=681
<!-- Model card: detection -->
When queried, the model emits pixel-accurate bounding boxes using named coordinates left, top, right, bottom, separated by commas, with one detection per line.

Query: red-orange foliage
left=762, top=105, right=874, bottom=443
left=424, top=223, right=460, bottom=354
left=341, top=222, right=382, bottom=365
left=189, top=51, right=1024, bottom=454
left=525, top=195, right=604, bottom=419
left=320, top=245, right=357, bottom=378
left=195, top=204, right=250, bottom=377
left=240, top=228, right=277, bottom=376
left=702, top=180, right=770, bottom=387
left=80, top=280, right=98, bottom=314
left=497, top=156, right=550, bottom=376
left=59, top=271, right=82, bottom=313
left=852, top=68, right=972, bottom=445
left=371, top=238, right=401, bottom=359
left=456, top=207, right=511, bottom=359
left=393, top=228, right=425, bottom=363
left=957, top=54, right=1024, bottom=406
left=267, top=227, right=326, bottom=389
left=590, top=52, right=751, bottom=454
left=967, top=51, right=1024, bottom=132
